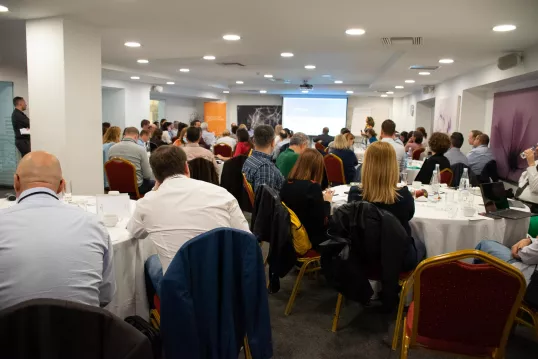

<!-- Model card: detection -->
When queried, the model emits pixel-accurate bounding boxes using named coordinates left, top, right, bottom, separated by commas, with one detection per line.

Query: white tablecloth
left=330, top=185, right=530, bottom=258
left=0, top=196, right=157, bottom=320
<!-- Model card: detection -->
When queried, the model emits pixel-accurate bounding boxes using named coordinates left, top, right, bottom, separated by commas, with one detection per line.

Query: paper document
left=20, top=128, right=30, bottom=135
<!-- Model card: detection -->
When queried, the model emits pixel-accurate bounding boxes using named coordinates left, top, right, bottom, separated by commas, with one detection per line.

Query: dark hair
left=381, top=119, right=396, bottom=136
left=478, top=133, right=490, bottom=146
left=400, top=131, right=409, bottom=143
left=450, top=132, right=464, bottom=148
left=279, top=130, right=288, bottom=140
left=191, top=119, right=201, bottom=126
left=140, top=129, right=150, bottom=137
left=186, top=127, right=201, bottom=142
left=102, top=122, right=111, bottom=135
left=429, top=132, right=451, bottom=154
left=151, top=128, right=163, bottom=141
left=365, top=128, right=377, bottom=137
left=231, top=124, right=239, bottom=134
left=340, top=128, right=350, bottom=135
left=141, top=119, right=150, bottom=128
left=153, top=121, right=159, bottom=126
left=13, top=96, right=24, bottom=107
left=177, top=122, right=188, bottom=132
left=123, top=127, right=139, bottom=136
left=253, top=125, right=275, bottom=148
left=150, top=146, right=187, bottom=183
left=160, top=118, right=167, bottom=125
left=322, top=127, right=329, bottom=134
left=414, top=132, right=424, bottom=144
left=416, top=127, right=428, bottom=139
left=161, top=122, right=171, bottom=131
left=237, top=128, right=250, bottom=143
left=366, top=117, right=375, bottom=127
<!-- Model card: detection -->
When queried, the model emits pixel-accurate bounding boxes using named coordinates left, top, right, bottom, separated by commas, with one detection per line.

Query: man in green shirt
left=276, top=132, right=309, bottom=178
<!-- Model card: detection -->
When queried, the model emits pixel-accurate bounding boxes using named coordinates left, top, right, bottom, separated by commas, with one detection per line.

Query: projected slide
left=282, top=97, right=347, bottom=136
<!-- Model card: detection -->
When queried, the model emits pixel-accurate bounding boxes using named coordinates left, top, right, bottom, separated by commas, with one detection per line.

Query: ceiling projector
left=299, top=80, right=313, bottom=90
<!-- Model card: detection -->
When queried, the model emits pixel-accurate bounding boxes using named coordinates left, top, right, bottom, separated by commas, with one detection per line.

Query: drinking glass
left=400, top=172, right=408, bottom=185
left=63, top=180, right=73, bottom=203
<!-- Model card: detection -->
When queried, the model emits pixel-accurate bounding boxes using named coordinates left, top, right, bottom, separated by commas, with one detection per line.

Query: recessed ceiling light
left=346, top=90, right=354, bottom=94
left=137, top=59, right=149, bottom=64
left=305, top=65, right=316, bottom=70
left=405, top=79, right=415, bottom=83
left=301, top=90, right=309, bottom=94
left=281, top=52, right=294, bottom=57
left=386, top=91, right=394, bottom=94
left=439, top=58, right=454, bottom=64
left=419, top=72, right=431, bottom=76
left=179, top=68, right=190, bottom=72
left=124, top=42, right=141, bottom=48
left=395, top=86, right=404, bottom=89
left=259, top=90, right=267, bottom=94
left=223, top=34, right=241, bottom=41
left=334, top=80, right=343, bottom=84
left=203, top=55, right=216, bottom=60
left=381, top=94, right=388, bottom=97
left=130, top=76, right=140, bottom=80
left=345, top=28, right=366, bottom=35
left=264, top=74, right=273, bottom=78
left=166, top=81, right=175, bottom=85
left=0, top=5, right=9, bottom=12
left=223, top=90, right=230, bottom=94
left=236, top=81, right=244, bottom=84
left=493, top=24, right=516, bottom=32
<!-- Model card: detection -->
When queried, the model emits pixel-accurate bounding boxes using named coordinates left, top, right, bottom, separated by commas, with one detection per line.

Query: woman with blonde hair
left=329, top=134, right=358, bottom=183
left=280, top=149, right=333, bottom=249
left=344, top=132, right=355, bottom=149
left=102, top=126, right=121, bottom=188
left=348, top=141, right=425, bottom=269
left=273, top=124, right=283, bottom=146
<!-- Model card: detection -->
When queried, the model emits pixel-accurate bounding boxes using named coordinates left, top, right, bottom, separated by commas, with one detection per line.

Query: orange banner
left=204, top=102, right=227, bottom=136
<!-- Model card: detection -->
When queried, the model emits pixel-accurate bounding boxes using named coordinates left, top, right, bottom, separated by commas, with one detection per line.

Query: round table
left=330, top=185, right=530, bottom=258
left=0, top=196, right=157, bottom=320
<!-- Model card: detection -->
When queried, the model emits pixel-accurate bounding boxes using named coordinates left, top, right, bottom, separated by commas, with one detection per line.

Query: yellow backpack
left=281, top=202, right=312, bottom=255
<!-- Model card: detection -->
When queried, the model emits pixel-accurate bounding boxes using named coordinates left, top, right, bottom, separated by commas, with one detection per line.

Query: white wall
left=102, top=87, right=125, bottom=128
left=152, top=96, right=196, bottom=124
left=101, top=79, right=151, bottom=128
left=347, top=97, right=393, bottom=134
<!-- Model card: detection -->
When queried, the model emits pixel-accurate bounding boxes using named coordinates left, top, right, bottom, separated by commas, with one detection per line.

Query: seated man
left=138, top=129, right=150, bottom=151
left=200, top=122, right=216, bottom=147
left=444, top=132, right=469, bottom=166
left=313, top=127, right=334, bottom=148
left=467, top=133, right=494, bottom=175
left=0, top=152, right=115, bottom=310
left=516, top=147, right=538, bottom=209
left=276, top=132, right=309, bottom=178
left=108, top=126, right=154, bottom=195
left=243, top=125, right=285, bottom=193
left=476, top=238, right=538, bottom=285
left=127, top=146, right=249, bottom=290
left=182, top=126, right=218, bottom=169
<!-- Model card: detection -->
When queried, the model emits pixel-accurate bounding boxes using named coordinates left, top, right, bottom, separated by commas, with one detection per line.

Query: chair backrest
left=314, top=142, right=326, bottom=152
left=104, top=157, right=141, bottom=199
left=0, top=298, right=153, bottom=359
left=213, top=143, right=233, bottom=157
left=439, top=168, right=453, bottom=185
left=242, top=173, right=255, bottom=207
left=409, top=250, right=526, bottom=355
left=149, top=142, right=158, bottom=153
left=281, top=201, right=312, bottom=256
left=324, top=154, right=346, bottom=185
left=412, top=147, right=425, bottom=160
left=220, top=155, right=252, bottom=212
left=479, top=160, right=499, bottom=183
left=188, top=158, right=219, bottom=185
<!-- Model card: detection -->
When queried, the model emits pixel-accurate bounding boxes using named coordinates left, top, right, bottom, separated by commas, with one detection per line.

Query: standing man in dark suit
left=11, top=97, right=31, bottom=157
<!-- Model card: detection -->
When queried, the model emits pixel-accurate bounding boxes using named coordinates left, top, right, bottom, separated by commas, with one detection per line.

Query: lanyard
left=18, top=191, right=59, bottom=203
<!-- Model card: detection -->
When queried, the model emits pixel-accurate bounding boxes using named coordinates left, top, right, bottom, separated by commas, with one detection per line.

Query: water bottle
left=430, top=169, right=440, bottom=201
left=520, top=144, right=537, bottom=159
left=458, top=168, right=470, bottom=203
left=407, top=148, right=413, bottom=167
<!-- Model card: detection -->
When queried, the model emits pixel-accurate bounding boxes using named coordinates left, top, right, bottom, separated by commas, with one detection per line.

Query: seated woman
left=102, top=126, right=121, bottom=189
left=344, top=132, right=356, bottom=149
left=348, top=141, right=425, bottom=270
left=150, top=129, right=167, bottom=151
left=404, top=131, right=423, bottom=153
left=217, top=128, right=251, bottom=160
left=414, top=132, right=451, bottom=184
left=280, top=149, right=333, bottom=250
left=329, top=134, right=358, bottom=183
left=365, top=128, right=377, bottom=144
left=161, top=122, right=173, bottom=144
left=173, top=127, right=188, bottom=147
left=516, top=147, right=538, bottom=212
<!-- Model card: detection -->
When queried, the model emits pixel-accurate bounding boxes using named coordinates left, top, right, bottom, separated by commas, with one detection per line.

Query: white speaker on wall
left=151, top=85, right=164, bottom=93
left=497, top=53, right=523, bottom=70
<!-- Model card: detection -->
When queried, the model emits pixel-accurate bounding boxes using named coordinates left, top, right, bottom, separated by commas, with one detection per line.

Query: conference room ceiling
left=2, top=0, right=538, bottom=97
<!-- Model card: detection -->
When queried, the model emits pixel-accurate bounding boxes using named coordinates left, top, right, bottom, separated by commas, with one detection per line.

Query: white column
left=26, top=18, right=103, bottom=195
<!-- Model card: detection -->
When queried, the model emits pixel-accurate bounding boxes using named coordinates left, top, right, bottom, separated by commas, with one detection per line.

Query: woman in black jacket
left=348, top=141, right=425, bottom=271
left=414, top=132, right=451, bottom=184
left=280, top=149, right=333, bottom=250
left=329, top=134, right=358, bottom=183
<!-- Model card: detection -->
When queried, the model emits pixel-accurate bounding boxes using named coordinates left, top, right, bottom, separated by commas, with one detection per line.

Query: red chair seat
left=406, top=302, right=495, bottom=357
left=297, top=249, right=320, bottom=258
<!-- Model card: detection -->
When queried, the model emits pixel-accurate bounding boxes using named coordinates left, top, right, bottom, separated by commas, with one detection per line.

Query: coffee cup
left=463, top=206, right=476, bottom=217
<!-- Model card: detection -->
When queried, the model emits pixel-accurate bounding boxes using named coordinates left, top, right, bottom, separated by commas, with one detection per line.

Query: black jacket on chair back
left=188, top=158, right=219, bottom=185
left=321, top=201, right=410, bottom=310
left=220, top=155, right=252, bottom=212
left=450, top=162, right=480, bottom=187
left=251, top=185, right=295, bottom=293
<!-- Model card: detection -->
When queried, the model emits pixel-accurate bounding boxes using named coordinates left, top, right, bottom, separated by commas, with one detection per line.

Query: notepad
left=19, top=128, right=30, bottom=135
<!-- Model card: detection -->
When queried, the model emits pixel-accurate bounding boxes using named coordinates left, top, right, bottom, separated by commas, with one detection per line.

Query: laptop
left=479, top=182, right=534, bottom=220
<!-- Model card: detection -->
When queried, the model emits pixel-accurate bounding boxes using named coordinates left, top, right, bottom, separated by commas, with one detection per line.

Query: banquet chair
left=324, top=154, right=346, bottom=186
left=479, top=160, right=499, bottom=184
left=285, top=252, right=321, bottom=316
left=104, top=157, right=142, bottom=200
left=188, top=158, right=219, bottom=185
left=213, top=143, right=233, bottom=157
left=315, top=142, right=326, bottom=153
left=242, top=173, right=255, bottom=207
left=220, top=155, right=252, bottom=212
left=515, top=303, right=538, bottom=339
left=396, top=249, right=526, bottom=359
left=412, top=148, right=425, bottom=160
left=439, top=168, right=453, bottom=185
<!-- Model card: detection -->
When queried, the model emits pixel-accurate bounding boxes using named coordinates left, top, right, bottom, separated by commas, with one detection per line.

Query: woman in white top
left=274, top=124, right=283, bottom=146
left=517, top=147, right=538, bottom=205
left=215, top=129, right=237, bottom=149
left=161, top=122, right=173, bottom=144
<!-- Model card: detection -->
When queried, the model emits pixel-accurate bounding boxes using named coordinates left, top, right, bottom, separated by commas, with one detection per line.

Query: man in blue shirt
left=467, top=133, right=494, bottom=175
left=243, top=125, right=285, bottom=193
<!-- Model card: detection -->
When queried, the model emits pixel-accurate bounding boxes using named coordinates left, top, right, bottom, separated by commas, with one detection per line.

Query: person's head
left=380, top=119, right=396, bottom=138
left=365, top=128, right=377, bottom=138
left=177, top=122, right=188, bottom=132
left=140, top=130, right=150, bottom=142
left=238, top=124, right=248, bottom=130
left=102, top=122, right=111, bottom=136
left=275, top=124, right=283, bottom=136
left=400, top=131, right=409, bottom=144
left=141, top=119, right=150, bottom=130
left=416, top=127, right=428, bottom=139
left=468, top=130, right=483, bottom=146
left=231, top=124, right=239, bottom=135
left=173, top=121, right=179, bottom=129
left=103, top=126, right=121, bottom=144
left=288, top=148, right=325, bottom=184
left=289, top=132, right=310, bottom=154
left=322, top=127, right=329, bottom=135
left=148, top=123, right=157, bottom=136
left=340, top=128, right=350, bottom=135
left=279, top=130, right=288, bottom=140
left=14, top=151, right=64, bottom=197
left=123, top=127, right=140, bottom=141
left=476, top=133, right=490, bottom=147
left=283, top=128, right=292, bottom=138
left=408, top=131, right=414, bottom=139
left=201, top=122, right=209, bottom=131
left=413, top=131, right=424, bottom=145
left=177, top=127, right=188, bottom=145
left=237, top=128, right=250, bottom=143
left=332, top=134, right=350, bottom=150
left=429, top=132, right=451, bottom=155
left=366, top=117, right=375, bottom=128
left=221, top=129, right=231, bottom=137
left=161, top=122, right=172, bottom=131
left=450, top=132, right=464, bottom=149
left=151, top=128, right=163, bottom=141
left=344, top=133, right=355, bottom=146
left=160, top=119, right=167, bottom=127
left=253, top=125, right=275, bottom=153
left=149, top=145, right=189, bottom=183
left=191, top=120, right=201, bottom=128
left=13, top=96, right=27, bottom=111
left=361, top=142, right=399, bottom=205
left=186, top=126, right=202, bottom=143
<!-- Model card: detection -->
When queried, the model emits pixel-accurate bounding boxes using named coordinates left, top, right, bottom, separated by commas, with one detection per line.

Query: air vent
left=409, top=65, right=440, bottom=71
left=217, top=62, right=245, bottom=67
left=381, top=37, right=422, bottom=46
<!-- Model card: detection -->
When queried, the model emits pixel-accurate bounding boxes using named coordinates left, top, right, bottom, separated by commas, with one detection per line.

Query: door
left=0, top=82, right=16, bottom=186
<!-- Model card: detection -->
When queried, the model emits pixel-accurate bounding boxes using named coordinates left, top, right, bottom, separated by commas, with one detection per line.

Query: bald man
left=313, top=127, right=334, bottom=147
left=0, top=152, right=115, bottom=310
